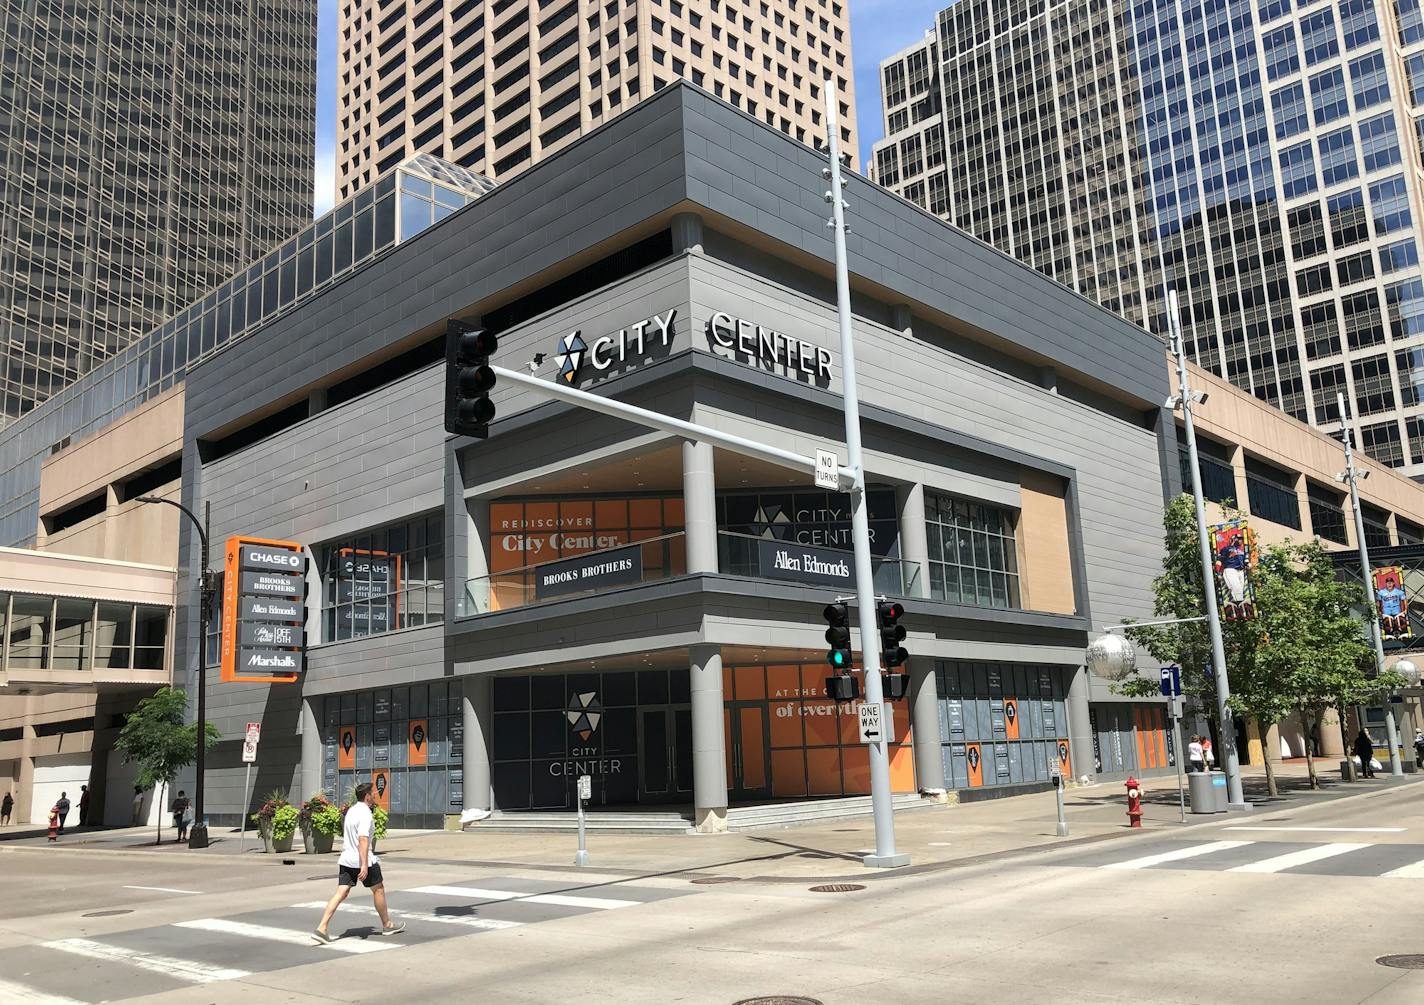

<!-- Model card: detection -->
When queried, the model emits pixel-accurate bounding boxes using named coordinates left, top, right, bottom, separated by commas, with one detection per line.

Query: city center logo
left=566, top=691, right=604, bottom=741
left=556, top=332, right=588, bottom=384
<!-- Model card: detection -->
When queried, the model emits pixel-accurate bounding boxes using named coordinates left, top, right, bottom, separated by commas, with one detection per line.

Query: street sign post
left=239, top=722, right=260, bottom=853
left=858, top=702, right=893, bottom=744
left=1159, top=668, right=1187, bottom=825
left=1051, top=763, right=1068, bottom=837
left=575, top=774, right=591, bottom=867
left=814, top=448, right=840, bottom=490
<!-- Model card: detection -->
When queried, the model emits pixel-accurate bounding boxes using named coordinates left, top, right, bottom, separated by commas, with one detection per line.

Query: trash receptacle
left=1188, top=771, right=1221, bottom=814
left=1210, top=770, right=1229, bottom=811
left=1340, top=758, right=1358, bottom=782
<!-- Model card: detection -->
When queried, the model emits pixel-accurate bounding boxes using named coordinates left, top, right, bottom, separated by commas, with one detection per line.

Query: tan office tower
left=335, top=0, right=856, bottom=199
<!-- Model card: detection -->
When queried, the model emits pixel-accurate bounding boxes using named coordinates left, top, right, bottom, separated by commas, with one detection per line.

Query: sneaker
left=312, top=929, right=336, bottom=945
left=381, top=921, right=406, bottom=936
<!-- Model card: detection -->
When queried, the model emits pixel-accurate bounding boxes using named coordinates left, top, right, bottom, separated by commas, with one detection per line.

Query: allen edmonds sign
left=221, top=535, right=306, bottom=684
left=757, top=538, right=855, bottom=589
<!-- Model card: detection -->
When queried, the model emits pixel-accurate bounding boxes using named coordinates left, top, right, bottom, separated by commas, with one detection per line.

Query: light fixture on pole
left=1335, top=392, right=1404, bottom=777
left=1392, top=658, right=1420, bottom=687
left=1085, top=633, right=1139, bottom=682
left=136, top=494, right=214, bottom=848
left=1165, top=289, right=1249, bottom=810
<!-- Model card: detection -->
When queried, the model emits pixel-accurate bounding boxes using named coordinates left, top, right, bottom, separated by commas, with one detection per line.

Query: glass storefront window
left=95, top=602, right=134, bottom=669
left=133, top=606, right=168, bottom=670
left=925, top=491, right=1020, bottom=609
left=322, top=512, right=445, bottom=641
left=937, top=661, right=1074, bottom=788
left=51, top=598, right=94, bottom=671
left=7, top=594, right=51, bottom=669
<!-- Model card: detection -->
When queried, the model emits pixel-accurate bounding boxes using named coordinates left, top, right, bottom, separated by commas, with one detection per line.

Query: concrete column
left=671, top=211, right=704, bottom=255
left=682, top=439, right=717, bottom=574
left=896, top=482, right=929, bottom=598
left=1320, top=706, right=1346, bottom=756
left=1067, top=666, right=1095, bottom=783
left=689, top=643, right=728, bottom=833
left=16, top=716, right=37, bottom=823
left=908, top=657, right=945, bottom=795
left=300, top=698, right=321, bottom=801
left=462, top=677, right=493, bottom=812
left=1229, top=445, right=1249, bottom=511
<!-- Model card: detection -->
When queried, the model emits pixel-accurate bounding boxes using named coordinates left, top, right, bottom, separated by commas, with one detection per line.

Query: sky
left=310, top=0, right=947, bottom=215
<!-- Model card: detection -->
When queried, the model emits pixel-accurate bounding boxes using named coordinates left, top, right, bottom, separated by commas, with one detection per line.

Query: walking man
left=55, top=792, right=71, bottom=835
left=78, top=785, right=90, bottom=827
left=313, top=782, right=404, bottom=944
left=1354, top=729, right=1377, bottom=778
left=1, top=791, right=12, bottom=825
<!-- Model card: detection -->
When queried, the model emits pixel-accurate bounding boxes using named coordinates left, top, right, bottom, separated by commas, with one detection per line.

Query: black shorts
left=337, top=863, right=384, bottom=888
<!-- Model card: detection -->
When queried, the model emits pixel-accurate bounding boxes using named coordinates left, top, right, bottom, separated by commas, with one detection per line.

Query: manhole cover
left=809, top=883, right=864, bottom=893
left=82, top=909, right=132, bottom=918
left=690, top=876, right=740, bottom=885
left=733, top=998, right=823, bottom=1005
left=1377, top=955, right=1424, bottom=970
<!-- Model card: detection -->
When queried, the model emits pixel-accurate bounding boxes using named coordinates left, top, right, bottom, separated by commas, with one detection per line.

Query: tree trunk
left=1337, top=705, right=1352, bottom=778
left=1256, top=719, right=1278, bottom=797
left=156, top=780, right=165, bottom=845
left=1299, top=707, right=1319, bottom=789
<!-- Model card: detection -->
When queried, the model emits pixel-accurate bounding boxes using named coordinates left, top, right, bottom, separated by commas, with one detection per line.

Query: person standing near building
left=171, top=790, right=190, bottom=843
left=312, top=782, right=404, bottom=944
left=1187, top=735, right=1205, bottom=773
left=131, top=786, right=145, bottom=825
left=1354, top=729, right=1377, bottom=778
left=1, top=791, right=12, bottom=825
left=55, top=792, right=70, bottom=835
left=78, top=785, right=90, bottom=827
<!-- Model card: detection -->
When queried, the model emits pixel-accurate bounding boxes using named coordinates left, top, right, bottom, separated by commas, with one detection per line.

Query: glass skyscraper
left=0, top=0, right=318, bottom=426
left=874, top=0, right=1424, bottom=475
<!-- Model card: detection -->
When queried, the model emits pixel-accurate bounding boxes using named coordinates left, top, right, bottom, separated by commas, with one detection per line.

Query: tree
left=115, top=687, right=219, bottom=844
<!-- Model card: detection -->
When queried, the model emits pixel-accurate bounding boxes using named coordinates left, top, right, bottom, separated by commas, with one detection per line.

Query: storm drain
left=733, top=998, right=823, bottom=1005
left=83, top=909, right=132, bottom=918
left=1377, top=955, right=1424, bottom=970
left=690, top=876, right=741, bottom=885
left=808, top=883, right=864, bottom=893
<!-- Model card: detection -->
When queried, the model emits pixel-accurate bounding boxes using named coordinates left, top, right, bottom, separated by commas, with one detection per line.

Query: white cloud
left=313, top=147, right=336, bottom=217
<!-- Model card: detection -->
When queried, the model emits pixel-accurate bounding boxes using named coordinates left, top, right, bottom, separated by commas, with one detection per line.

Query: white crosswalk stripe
left=1225, top=842, right=1370, bottom=874
left=46, top=937, right=250, bottom=984
left=174, top=917, right=398, bottom=952
left=293, top=901, right=524, bottom=931
left=1380, top=858, right=1424, bottom=878
left=0, top=976, right=85, bottom=1004
left=1102, top=840, right=1254, bottom=871
left=408, top=885, right=640, bottom=910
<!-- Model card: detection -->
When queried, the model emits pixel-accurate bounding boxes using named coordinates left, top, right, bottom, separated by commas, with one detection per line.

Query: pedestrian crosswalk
left=1054, top=837, right=1424, bottom=878
left=0, top=875, right=688, bottom=1003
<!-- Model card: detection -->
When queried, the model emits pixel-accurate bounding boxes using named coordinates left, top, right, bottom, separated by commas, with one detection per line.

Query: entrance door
left=638, top=705, right=693, bottom=802
left=726, top=702, right=771, bottom=799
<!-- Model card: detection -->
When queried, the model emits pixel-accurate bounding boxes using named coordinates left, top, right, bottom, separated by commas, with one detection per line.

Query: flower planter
left=272, top=832, right=294, bottom=854
left=262, top=831, right=274, bottom=855
left=312, top=831, right=335, bottom=854
left=301, top=828, right=316, bottom=855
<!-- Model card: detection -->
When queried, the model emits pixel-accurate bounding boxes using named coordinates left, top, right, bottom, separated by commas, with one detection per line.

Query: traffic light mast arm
left=488, top=364, right=855, bottom=487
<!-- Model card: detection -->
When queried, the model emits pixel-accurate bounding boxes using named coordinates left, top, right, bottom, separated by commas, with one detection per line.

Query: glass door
left=726, top=702, right=771, bottom=800
left=638, top=705, right=694, bottom=802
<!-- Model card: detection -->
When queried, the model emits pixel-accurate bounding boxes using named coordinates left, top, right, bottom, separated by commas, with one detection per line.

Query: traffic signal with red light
left=445, top=319, right=498, bottom=437
left=823, top=602, right=852, bottom=670
left=877, top=600, right=907, bottom=668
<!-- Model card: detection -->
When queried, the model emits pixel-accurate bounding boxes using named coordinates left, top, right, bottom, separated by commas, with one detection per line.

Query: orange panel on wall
left=771, top=750, right=807, bottom=797
left=739, top=707, right=767, bottom=789
left=724, top=709, right=734, bottom=788
left=889, top=743, right=916, bottom=793
left=806, top=748, right=842, bottom=795
left=842, top=744, right=871, bottom=794
left=803, top=702, right=840, bottom=746
left=734, top=666, right=766, bottom=699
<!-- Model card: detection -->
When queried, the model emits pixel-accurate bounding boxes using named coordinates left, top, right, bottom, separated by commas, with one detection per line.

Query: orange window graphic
left=408, top=719, right=428, bottom=766
left=338, top=725, right=356, bottom=770
left=1057, top=740, right=1072, bottom=777
left=1004, top=698, right=1020, bottom=740
left=966, top=743, right=984, bottom=787
left=371, top=769, right=391, bottom=810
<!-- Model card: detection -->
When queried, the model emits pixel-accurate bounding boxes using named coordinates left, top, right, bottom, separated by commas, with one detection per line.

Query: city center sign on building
left=221, top=536, right=306, bottom=683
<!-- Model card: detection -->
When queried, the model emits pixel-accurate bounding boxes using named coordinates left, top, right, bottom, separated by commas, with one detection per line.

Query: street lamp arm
left=136, top=495, right=208, bottom=556
left=1102, top=616, right=1209, bottom=632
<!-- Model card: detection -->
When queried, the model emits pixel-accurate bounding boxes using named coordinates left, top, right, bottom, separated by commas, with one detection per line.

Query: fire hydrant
left=1125, top=776, right=1143, bottom=828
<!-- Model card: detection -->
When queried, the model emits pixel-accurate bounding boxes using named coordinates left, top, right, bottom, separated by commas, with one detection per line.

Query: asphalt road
left=1, top=783, right=1421, bottom=1004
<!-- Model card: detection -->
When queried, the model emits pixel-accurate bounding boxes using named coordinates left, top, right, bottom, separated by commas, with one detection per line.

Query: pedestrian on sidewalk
left=78, top=785, right=89, bottom=827
left=171, top=790, right=190, bottom=843
left=1203, top=738, right=1215, bottom=772
left=1, top=791, right=12, bottom=825
left=47, top=804, right=59, bottom=842
left=130, top=786, right=145, bottom=825
left=1187, top=735, right=1205, bottom=772
left=55, top=792, right=70, bottom=835
left=1354, top=729, right=1376, bottom=777
left=1413, top=729, right=1424, bottom=769
left=312, top=782, right=404, bottom=945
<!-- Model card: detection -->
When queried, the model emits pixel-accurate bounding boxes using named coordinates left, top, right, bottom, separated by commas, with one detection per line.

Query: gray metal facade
left=176, top=85, right=1174, bottom=821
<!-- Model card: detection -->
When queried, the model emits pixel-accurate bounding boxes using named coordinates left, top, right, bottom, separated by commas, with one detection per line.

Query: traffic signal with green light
left=824, top=602, right=852, bottom=670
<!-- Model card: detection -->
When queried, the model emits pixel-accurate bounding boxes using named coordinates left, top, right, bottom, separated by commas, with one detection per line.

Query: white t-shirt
left=339, top=802, right=379, bottom=869
left=1188, top=741, right=1205, bottom=763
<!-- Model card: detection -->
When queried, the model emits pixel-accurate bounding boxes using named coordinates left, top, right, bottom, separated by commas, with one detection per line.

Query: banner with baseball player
left=1372, top=566, right=1411, bottom=640
left=1211, top=519, right=1258, bottom=622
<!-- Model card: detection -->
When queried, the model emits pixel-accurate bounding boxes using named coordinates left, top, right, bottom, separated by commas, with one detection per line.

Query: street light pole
left=138, top=495, right=213, bottom=847
left=1334, top=393, right=1404, bottom=776
left=825, top=90, right=905, bottom=868
left=1165, top=290, right=1249, bottom=810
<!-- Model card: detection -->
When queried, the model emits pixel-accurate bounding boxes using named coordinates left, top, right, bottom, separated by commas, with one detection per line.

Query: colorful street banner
left=1373, top=566, right=1412, bottom=640
left=1211, top=519, right=1258, bottom=622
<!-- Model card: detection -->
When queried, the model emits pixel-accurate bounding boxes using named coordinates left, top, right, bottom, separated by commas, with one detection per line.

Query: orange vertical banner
left=408, top=719, right=428, bottom=766
left=966, top=743, right=984, bottom=787
left=338, top=725, right=356, bottom=770
left=1004, top=698, right=1020, bottom=740
left=371, top=769, right=391, bottom=810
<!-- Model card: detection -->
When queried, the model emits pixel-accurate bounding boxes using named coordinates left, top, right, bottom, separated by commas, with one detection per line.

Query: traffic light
left=823, top=602, right=852, bottom=670
left=445, top=319, right=498, bottom=438
left=826, top=673, right=860, bottom=701
left=877, top=600, right=907, bottom=668
left=882, top=673, right=908, bottom=701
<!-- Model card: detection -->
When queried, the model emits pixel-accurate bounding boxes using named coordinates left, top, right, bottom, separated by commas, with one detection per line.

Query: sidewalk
left=9, top=762, right=1416, bottom=883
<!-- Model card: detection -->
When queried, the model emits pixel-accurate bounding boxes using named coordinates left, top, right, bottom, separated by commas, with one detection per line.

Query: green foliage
left=115, top=687, right=220, bottom=791
left=373, top=805, right=389, bottom=840
left=251, top=789, right=290, bottom=834
left=310, top=802, right=343, bottom=838
left=271, top=804, right=300, bottom=842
